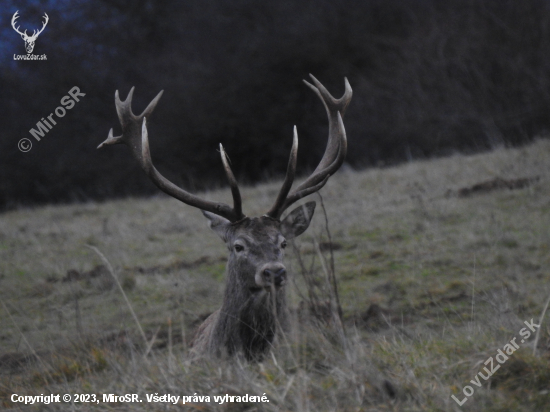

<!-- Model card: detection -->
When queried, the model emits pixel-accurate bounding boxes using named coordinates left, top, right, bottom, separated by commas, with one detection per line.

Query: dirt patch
left=0, top=352, right=38, bottom=373
left=449, top=176, right=540, bottom=197
left=62, top=265, right=110, bottom=282
left=318, top=242, right=343, bottom=252
left=133, top=256, right=224, bottom=275
left=356, top=303, right=391, bottom=331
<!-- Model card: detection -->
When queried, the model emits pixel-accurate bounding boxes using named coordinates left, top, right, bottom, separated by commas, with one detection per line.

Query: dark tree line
left=1, top=0, right=550, bottom=209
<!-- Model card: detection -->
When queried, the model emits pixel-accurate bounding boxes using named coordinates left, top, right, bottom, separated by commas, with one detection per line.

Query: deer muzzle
left=256, top=263, right=287, bottom=289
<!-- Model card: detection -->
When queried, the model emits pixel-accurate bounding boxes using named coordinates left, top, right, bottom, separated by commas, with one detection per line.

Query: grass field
left=1, top=139, right=550, bottom=411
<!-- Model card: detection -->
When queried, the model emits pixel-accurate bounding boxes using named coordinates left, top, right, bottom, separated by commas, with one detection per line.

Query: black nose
left=263, top=267, right=287, bottom=286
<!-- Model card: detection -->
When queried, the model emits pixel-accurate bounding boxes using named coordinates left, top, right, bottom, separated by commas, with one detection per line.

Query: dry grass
left=1, top=139, right=550, bottom=411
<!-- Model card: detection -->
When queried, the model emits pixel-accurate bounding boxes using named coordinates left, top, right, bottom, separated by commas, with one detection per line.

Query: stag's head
left=11, top=11, right=49, bottom=54
left=203, top=203, right=315, bottom=294
left=98, top=75, right=352, bottom=358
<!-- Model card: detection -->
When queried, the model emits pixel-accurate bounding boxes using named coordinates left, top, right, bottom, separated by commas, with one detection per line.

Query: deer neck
left=212, top=266, right=288, bottom=359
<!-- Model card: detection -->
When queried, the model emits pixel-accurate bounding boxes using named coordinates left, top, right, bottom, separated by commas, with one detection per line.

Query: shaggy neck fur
left=208, top=218, right=288, bottom=360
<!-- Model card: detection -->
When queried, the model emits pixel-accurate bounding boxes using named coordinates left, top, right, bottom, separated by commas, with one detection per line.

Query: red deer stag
left=98, top=75, right=352, bottom=360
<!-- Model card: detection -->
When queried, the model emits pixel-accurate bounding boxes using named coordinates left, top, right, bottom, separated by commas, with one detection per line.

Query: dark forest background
left=2, top=0, right=550, bottom=210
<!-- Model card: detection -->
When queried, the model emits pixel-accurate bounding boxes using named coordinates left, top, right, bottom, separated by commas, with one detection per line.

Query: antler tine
left=114, top=87, right=137, bottom=125
left=265, top=126, right=298, bottom=218
left=280, top=112, right=347, bottom=211
left=267, top=76, right=352, bottom=219
left=98, top=88, right=244, bottom=222
left=294, top=110, right=348, bottom=191
left=219, top=144, right=244, bottom=220
left=98, top=87, right=144, bottom=150
left=301, top=74, right=352, bottom=177
left=33, top=12, right=48, bottom=37
left=11, top=11, right=26, bottom=36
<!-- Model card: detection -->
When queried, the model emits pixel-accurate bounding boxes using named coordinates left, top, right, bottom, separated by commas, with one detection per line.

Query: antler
left=11, top=11, right=49, bottom=39
left=266, top=74, right=353, bottom=219
left=11, top=11, right=26, bottom=37
left=32, top=13, right=49, bottom=39
left=98, top=88, right=244, bottom=222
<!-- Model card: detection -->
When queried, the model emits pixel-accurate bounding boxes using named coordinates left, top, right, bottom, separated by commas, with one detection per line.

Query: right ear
left=202, top=211, right=231, bottom=242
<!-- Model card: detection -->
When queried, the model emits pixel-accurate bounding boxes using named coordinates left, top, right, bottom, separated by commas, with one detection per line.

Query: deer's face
left=203, top=202, right=316, bottom=292
left=228, top=218, right=288, bottom=291
left=23, top=36, right=37, bottom=54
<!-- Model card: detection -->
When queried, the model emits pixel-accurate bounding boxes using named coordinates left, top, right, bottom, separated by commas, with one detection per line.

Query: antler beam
left=266, top=74, right=353, bottom=219
left=11, top=11, right=25, bottom=36
left=98, top=88, right=244, bottom=222
left=33, top=13, right=49, bottom=38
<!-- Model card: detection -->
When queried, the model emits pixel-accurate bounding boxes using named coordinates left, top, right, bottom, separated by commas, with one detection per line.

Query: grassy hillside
left=1, top=139, right=550, bottom=411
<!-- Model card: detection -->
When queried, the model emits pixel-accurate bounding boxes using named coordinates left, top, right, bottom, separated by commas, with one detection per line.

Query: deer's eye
left=234, top=244, right=244, bottom=252
left=281, top=240, right=287, bottom=249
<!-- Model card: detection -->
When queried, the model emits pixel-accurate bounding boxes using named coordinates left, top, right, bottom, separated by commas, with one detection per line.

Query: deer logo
left=98, top=75, right=352, bottom=360
left=11, top=11, right=49, bottom=54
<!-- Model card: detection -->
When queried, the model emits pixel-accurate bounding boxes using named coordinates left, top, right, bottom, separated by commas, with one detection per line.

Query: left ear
left=280, top=202, right=316, bottom=240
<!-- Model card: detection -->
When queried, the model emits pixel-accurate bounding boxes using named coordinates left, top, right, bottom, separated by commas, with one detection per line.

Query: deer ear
left=280, top=201, right=316, bottom=240
left=202, top=211, right=231, bottom=241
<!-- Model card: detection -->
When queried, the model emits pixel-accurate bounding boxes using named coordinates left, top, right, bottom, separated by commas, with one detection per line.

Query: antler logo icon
left=11, top=11, right=49, bottom=54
